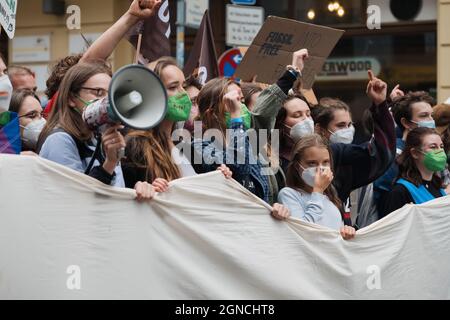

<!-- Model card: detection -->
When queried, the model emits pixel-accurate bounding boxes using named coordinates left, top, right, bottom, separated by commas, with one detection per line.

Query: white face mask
left=411, top=119, right=436, bottom=129
left=329, top=126, right=355, bottom=144
left=0, top=74, right=13, bottom=113
left=289, top=118, right=315, bottom=142
left=21, top=118, right=46, bottom=150
left=300, top=165, right=330, bottom=188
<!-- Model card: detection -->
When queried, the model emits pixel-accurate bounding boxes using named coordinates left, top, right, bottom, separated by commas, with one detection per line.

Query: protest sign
left=235, top=16, right=344, bottom=89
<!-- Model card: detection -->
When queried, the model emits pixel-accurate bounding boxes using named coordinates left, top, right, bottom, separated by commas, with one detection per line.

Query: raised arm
left=332, top=71, right=396, bottom=193
left=252, top=49, right=309, bottom=131
left=80, top=0, right=161, bottom=63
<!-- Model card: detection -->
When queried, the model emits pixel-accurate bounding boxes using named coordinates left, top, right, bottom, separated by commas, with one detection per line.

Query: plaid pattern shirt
left=193, top=121, right=270, bottom=203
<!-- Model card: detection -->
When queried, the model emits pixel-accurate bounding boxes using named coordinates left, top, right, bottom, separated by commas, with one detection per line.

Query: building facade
left=0, top=0, right=447, bottom=105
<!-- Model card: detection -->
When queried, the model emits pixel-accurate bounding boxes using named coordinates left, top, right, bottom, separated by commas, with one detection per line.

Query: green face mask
left=422, top=149, right=448, bottom=172
left=166, top=92, right=192, bottom=122
left=225, top=104, right=251, bottom=130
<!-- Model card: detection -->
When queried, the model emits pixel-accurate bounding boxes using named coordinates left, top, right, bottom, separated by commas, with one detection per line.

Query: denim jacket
left=193, top=121, right=270, bottom=203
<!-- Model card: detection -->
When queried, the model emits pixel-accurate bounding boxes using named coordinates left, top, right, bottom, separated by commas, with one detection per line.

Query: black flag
left=184, top=10, right=219, bottom=85
left=127, top=0, right=171, bottom=64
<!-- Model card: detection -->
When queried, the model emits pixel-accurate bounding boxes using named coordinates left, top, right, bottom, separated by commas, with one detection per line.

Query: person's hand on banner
left=152, top=178, right=169, bottom=193
left=291, top=49, right=309, bottom=73
left=271, top=203, right=290, bottom=220
left=20, top=151, right=38, bottom=157
left=390, top=84, right=405, bottom=101
left=217, top=164, right=233, bottom=179
left=134, top=181, right=155, bottom=201
left=128, top=0, right=162, bottom=20
left=223, top=90, right=243, bottom=119
left=366, top=70, right=387, bottom=107
left=340, top=225, right=356, bottom=240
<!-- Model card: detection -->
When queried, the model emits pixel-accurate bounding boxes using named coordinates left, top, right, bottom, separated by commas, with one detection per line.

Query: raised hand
left=366, top=70, right=387, bottom=107
left=291, top=49, right=309, bottom=72
left=223, top=90, right=242, bottom=118
left=128, top=0, right=162, bottom=19
left=390, top=84, right=405, bottom=101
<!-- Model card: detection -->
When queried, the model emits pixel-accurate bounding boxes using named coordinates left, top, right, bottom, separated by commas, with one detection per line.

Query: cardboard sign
left=0, top=0, right=18, bottom=39
left=235, top=16, right=344, bottom=89
left=300, top=89, right=318, bottom=105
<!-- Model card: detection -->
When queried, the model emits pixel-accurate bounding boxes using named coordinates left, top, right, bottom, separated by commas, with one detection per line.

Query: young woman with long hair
left=121, top=57, right=232, bottom=193
left=383, top=127, right=447, bottom=215
left=38, top=61, right=153, bottom=200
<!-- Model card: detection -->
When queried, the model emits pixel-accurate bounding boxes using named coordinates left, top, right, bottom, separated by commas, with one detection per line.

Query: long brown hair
left=125, top=129, right=181, bottom=182
left=38, top=61, right=112, bottom=148
left=197, top=77, right=233, bottom=136
left=125, top=56, right=182, bottom=182
left=397, top=127, right=443, bottom=188
left=286, top=134, right=343, bottom=211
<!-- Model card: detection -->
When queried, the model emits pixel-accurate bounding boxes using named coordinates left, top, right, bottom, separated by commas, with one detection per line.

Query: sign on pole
left=185, top=0, right=209, bottom=29
left=0, top=0, right=18, bottom=39
left=218, top=48, right=243, bottom=77
left=226, top=4, right=264, bottom=47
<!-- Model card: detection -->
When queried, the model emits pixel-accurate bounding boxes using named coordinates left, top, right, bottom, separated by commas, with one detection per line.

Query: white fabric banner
left=1, top=154, right=449, bottom=299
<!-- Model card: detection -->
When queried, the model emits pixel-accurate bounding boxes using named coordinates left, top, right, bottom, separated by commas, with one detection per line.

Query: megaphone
left=82, top=64, right=168, bottom=131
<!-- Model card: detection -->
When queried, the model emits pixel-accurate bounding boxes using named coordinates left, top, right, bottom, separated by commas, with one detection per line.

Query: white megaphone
left=82, top=64, right=168, bottom=131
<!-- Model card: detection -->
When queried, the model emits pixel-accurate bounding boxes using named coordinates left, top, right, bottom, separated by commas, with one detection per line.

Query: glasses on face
left=79, top=87, right=108, bottom=98
left=19, top=110, right=44, bottom=120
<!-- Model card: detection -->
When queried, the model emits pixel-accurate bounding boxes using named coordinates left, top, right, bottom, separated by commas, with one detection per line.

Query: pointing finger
left=368, top=69, right=374, bottom=81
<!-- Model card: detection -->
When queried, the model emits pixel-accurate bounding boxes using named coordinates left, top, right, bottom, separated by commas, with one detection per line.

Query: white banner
left=0, top=0, right=17, bottom=39
left=0, top=155, right=449, bottom=299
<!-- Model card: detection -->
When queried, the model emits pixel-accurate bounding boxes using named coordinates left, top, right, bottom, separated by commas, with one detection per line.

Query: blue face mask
left=411, top=119, right=436, bottom=129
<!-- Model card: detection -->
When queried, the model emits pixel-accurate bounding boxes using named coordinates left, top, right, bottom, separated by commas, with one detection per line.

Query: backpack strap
left=48, top=129, right=104, bottom=174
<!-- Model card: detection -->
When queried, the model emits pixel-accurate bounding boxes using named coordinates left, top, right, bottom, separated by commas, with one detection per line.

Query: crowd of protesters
left=1, top=0, right=449, bottom=241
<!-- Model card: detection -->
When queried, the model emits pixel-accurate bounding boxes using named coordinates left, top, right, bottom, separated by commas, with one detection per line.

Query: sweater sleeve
left=39, top=132, right=86, bottom=173
left=251, top=71, right=297, bottom=132
left=39, top=132, right=114, bottom=185
left=278, top=188, right=325, bottom=224
left=332, top=100, right=396, bottom=190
